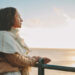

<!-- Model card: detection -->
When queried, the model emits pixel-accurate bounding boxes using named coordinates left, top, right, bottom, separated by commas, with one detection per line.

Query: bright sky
left=0, top=0, right=75, bottom=48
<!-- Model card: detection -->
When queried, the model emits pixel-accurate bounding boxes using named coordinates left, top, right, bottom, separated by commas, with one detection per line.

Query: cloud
left=23, top=17, right=66, bottom=28
left=23, top=18, right=41, bottom=27
left=22, top=7, right=75, bottom=28
left=53, top=7, right=75, bottom=29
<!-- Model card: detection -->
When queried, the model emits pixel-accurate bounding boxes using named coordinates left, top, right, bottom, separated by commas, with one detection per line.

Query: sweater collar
left=10, top=27, right=19, bottom=35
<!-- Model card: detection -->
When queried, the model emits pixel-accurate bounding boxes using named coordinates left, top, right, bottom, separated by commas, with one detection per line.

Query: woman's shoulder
left=0, top=31, right=20, bottom=54
left=0, top=31, right=15, bottom=44
left=0, top=31, right=13, bottom=38
left=0, top=31, right=5, bottom=35
left=0, top=31, right=9, bottom=38
left=0, top=31, right=10, bottom=35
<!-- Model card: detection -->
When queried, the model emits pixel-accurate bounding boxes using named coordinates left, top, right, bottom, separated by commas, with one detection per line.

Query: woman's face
left=13, top=10, right=23, bottom=28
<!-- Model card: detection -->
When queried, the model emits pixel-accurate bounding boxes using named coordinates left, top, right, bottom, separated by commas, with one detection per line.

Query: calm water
left=28, top=48, right=75, bottom=75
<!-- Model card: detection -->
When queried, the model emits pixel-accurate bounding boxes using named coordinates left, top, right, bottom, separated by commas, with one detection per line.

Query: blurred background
left=1, top=0, right=75, bottom=75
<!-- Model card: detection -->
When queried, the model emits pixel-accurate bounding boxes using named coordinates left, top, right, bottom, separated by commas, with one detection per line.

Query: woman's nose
left=20, top=18, right=23, bottom=22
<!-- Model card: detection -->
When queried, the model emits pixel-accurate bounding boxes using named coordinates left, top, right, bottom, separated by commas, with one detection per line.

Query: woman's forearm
left=4, top=53, right=36, bottom=67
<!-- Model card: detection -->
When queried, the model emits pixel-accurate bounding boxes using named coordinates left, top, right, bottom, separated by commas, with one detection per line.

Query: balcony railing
left=34, top=59, right=75, bottom=75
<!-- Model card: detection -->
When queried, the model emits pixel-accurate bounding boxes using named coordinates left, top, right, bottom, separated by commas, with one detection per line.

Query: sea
left=28, top=48, right=75, bottom=75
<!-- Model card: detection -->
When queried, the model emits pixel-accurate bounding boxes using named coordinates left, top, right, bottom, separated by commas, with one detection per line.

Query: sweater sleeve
left=4, top=53, right=37, bottom=68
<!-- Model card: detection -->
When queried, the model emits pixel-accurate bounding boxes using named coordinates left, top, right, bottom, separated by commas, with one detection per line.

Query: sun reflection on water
left=70, top=56, right=75, bottom=67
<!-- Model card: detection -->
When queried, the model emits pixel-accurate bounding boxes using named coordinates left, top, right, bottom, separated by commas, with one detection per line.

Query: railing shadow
left=34, top=58, right=75, bottom=75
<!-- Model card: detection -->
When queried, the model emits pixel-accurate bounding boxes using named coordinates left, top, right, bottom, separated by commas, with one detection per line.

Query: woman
left=0, top=7, right=51, bottom=75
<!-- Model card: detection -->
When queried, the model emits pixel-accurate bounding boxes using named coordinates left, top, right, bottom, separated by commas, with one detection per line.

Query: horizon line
left=29, top=47, right=75, bottom=50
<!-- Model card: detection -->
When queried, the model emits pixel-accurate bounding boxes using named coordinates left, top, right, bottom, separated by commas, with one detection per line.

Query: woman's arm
left=4, top=53, right=40, bottom=68
left=0, top=62, right=19, bottom=73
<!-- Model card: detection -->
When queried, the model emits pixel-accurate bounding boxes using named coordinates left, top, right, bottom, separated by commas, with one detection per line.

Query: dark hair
left=0, top=7, right=16, bottom=31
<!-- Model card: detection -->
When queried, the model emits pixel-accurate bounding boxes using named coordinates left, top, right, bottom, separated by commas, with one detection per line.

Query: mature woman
left=0, top=7, right=51, bottom=75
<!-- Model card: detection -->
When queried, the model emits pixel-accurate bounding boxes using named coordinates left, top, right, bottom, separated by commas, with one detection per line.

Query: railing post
left=38, top=58, right=44, bottom=75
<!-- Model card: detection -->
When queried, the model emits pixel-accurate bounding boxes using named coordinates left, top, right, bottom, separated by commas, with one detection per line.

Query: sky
left=0, top=0, right=75, bottom=48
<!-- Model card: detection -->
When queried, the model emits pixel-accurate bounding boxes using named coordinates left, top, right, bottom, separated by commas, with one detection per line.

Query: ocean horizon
left=29, top=48, right=75, bottom=75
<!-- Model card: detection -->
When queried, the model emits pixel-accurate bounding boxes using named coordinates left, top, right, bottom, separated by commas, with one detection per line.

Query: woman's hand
left=42, top=57, right=51, bottom=64
left=32, top=56, right=41, bottom=62
left=32, top=56, right=51, bottom=64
